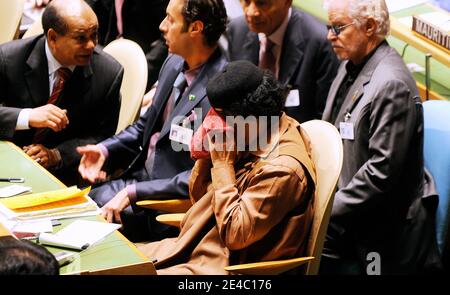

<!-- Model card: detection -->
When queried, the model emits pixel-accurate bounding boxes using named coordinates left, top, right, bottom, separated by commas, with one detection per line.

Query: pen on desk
left=0, top=177, right=25, bottom=183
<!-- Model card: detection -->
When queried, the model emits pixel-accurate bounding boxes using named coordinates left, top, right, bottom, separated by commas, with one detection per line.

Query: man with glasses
left=321, top=0, right=441, bottom=274
left=0, top=0, right=122, bottom=186
left=225, top=0, right=339, bottom=123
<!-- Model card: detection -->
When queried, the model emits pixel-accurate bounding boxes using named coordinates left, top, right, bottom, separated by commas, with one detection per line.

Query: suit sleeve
left=132, top=169, right=191, bottom=204
left=210, top=158, right=308, bottom=250
left=57, top=66, right=123, bottom=169
left=313, top=39, right=339, bottom=118
left=0, top=47, right=21, bottom=139
left=330, top=79, right=418, bottom=231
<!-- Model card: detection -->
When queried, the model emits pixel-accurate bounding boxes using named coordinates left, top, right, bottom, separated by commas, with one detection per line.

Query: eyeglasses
left=327, top=22, right=355, bottom=36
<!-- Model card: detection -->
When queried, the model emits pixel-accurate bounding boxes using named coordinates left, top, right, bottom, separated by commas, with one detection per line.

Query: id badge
left=339, top=122, right=354, bottom=140
left=170, top=124, right=193, bottom=145
left=285, top=89, right=300, bottom=107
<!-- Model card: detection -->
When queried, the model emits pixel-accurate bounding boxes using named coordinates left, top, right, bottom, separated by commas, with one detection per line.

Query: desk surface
left=0, top=141, right=150, bottom=274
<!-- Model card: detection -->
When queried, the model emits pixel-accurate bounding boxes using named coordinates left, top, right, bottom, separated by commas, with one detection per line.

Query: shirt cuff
left=126, top=184, right=137, bottom=205
left=97, top=143, right=109, bottom=159
left=16, top=109, right=32, bottom=130
left=211, top=165, right=236, bottom=189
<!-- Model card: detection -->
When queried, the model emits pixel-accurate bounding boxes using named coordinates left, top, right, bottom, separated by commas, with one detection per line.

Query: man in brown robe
left=139, top=61, right=316, bottom=274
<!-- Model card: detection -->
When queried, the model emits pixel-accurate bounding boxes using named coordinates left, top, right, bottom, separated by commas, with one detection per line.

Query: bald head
left=43, top=0, right=99, bottom=66
left=42, top=0, right=98, bottom=36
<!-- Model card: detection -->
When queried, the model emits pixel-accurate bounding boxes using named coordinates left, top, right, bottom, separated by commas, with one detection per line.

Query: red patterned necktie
left=33, top=67, right=72, bottom=143
left=259, top=38, right=276, bottom=76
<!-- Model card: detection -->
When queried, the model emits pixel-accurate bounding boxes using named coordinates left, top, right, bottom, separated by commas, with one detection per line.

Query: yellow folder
left=0, top=187, right=91, bottom=212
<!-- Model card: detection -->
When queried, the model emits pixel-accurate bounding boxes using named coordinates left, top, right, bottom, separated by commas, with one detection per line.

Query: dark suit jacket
left=322, top=42, right=441, bottom=273
left=226, top=8, right=339, bottom=123
left=0, top=35, right=123, bottom=185
left=86, top=0, right=169, bottom=89
left=101, top=50, right=227, bottom=202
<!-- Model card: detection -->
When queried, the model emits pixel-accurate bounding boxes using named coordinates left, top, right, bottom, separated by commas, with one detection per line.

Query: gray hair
left=349, top=0, right=390, bottom=39
left=325, top=0, right=390, bottom=39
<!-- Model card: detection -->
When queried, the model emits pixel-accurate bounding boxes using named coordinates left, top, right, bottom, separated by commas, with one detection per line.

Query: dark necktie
left=33, top=67, right=72, bottom=143
left=259, top=38, right=276, bottom=76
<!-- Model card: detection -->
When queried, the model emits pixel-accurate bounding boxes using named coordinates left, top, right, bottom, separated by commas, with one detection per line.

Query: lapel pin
left=189, top=94, right=196, bottom=101
left=352, top=90, right=359, bottom=101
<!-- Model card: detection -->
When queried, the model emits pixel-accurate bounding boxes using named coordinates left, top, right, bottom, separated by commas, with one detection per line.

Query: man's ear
left=190, top=20, right=204, bottom=37
left=366, top=17, right=377, bottom=37
left=47, top=28, right=58, bottom=50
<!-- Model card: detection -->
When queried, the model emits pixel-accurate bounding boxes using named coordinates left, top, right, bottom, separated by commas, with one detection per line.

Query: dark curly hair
left=0, top=236, right=59, bottom=275
left=210, top=72, right=288, bottom=118
left=181, top=0, right=228, bottom=47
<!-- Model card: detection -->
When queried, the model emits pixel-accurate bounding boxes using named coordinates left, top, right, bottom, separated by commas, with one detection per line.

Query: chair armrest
left=224, top=257, right=314, bottom=275
left=155, top=213, right=185, bottom=228
left=136, top=199, right=191, bottom=213
left=70, top=261, right=157, bottom=275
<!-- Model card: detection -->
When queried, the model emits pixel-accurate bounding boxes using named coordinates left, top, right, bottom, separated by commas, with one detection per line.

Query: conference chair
left=103, top=38, right=148, bottom=134
left=22, top=14, right=43, bottom=39
left=0, top=0, right=25, bottom=44
left=423, top=100, right=450, bottom=268
left=152, top=120, right=343, bottom=274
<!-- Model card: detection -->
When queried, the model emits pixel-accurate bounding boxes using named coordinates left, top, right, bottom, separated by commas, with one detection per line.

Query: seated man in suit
left=0, top=0, right=122, bottom=186
left=77, top=0, right=228, bottom=242
left=226, top=0, right=339, bottom=123
left=320, top=0, right=441, bottom=274
left=138, top=60, right=316, bottom=274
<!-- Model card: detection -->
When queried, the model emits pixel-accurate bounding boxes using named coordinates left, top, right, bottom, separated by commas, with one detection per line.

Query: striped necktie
left=33, top=67, right=72, bottom=143
left=259, top=38, right=276, bottom=76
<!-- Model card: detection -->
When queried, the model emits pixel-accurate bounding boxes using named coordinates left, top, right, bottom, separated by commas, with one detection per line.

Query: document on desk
left=37, top=220, right=121, bottom=250
left=0, top=185, right=32, bottom=198
left=0, top=186, right=101, bottom=221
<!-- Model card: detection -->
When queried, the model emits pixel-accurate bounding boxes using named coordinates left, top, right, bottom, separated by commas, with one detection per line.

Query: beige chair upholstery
left=0, top=0, right=25, bottom=44
left=137, top=199, right=192, bottom=214
left=103, top=38, right=148, bottom=134
left=156, top=213, right=185, bottom=229
left=22, top=14, right=43, bottom=39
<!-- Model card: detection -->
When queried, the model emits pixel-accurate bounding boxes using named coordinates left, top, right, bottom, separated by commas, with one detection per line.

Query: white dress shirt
left=16, top=40, right=75, bottom=130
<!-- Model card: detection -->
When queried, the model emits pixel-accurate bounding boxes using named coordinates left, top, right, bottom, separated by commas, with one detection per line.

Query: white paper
left=285, top=89, right=300, bottom=107
left=0, top=185, right=32, bottom=198
left=407, top=63, right=425, bottom=73
left=385, top=0, right=430, bottom=13
left=12, top=219, right=53, bottom=234
left=0, top=196, right=100, bottom=221
left=37, top=220, right=121, bottom=250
